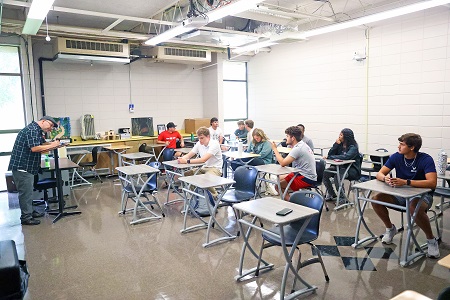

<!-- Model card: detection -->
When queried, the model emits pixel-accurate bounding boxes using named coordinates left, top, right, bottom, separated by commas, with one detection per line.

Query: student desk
left=121, top=152, right=154, bottom=166
left=390, top=290, right=432, bottom=300
left=67, top=149, right=92, bottom=188
left=324, top=158, right=355, bottom=210
left=435, top=171, right=450, bottom=214
left=143, top=143, right=166, bottom=161
left=254, top=164, right=297, bottom=200
left=116, top=164, right=162, bottom=225
left=103, top=145, right=132, bottom=175
left=234, top=197, right=319, bottom=300
left=351, top=179, right=431, bottom=267
left=178, top=173, right=235, bottom=248
left=161, top=160, right=204, bottom=206
left=277, top=147, right=292, bottom=154
left=222, top=151, right=260, bottom=178
left=313, top=145, right=331, bottom=156
left=174, top=147, right=193, bottom=154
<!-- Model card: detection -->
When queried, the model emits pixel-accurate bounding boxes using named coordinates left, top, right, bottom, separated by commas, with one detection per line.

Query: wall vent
left=149, top=46, right=211, bottom=65
left=53, top=38, right=130, bottom=64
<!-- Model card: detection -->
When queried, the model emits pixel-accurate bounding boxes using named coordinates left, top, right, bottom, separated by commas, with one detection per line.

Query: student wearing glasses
left=8, top=116, right=61, bottom=225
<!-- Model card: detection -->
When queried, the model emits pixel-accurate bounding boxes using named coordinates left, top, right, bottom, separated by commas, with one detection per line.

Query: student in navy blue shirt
left=373, top=133, right=439, bottom=258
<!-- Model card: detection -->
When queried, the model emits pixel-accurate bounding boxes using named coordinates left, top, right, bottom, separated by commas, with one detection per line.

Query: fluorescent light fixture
left=232, top=40, right=276, bottom=54
left=145, top=24, right=191, bottom=46
left=145, top=0, right=263, bottom=46
left=298, top=0, right=450, bottom=38
left=22, top=0, right=55, bottom=35
left=207, top=0, right=263, bottom=22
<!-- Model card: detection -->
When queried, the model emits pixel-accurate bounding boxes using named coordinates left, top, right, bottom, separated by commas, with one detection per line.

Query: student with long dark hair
left=323, top=128, right=361, bottom=203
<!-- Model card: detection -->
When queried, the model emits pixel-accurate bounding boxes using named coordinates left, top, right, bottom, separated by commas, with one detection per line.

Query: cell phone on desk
left=276, top=208, right=293, bottom=216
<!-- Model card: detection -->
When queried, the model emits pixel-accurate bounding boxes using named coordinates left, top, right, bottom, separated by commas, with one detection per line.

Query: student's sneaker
left=427, top=238, right=440, bottom=258
left=21, top=218, right=41, bottom=225
left=265, top=183, right=278, bottom=196
left=381, top=225, right=397, bottom=244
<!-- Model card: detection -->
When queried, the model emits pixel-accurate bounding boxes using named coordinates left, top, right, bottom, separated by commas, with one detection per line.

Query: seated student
left=373, top=133, right=439, bottom=258
left=323, top=128, right=361, bottom=204
left=234, top=120, right=247, bottom=141
left=271, top=126, right=317, bottom=201
left=157, top=122, right=184, bottom=158
left=244, top=119, right=254, bottom=144
left=281, top=124, right=314, bottom=151
left=208, top=117, right=224, bottom=144
left=178, top=126, right=223, bottom=197
left=231, top=128, right=273, bottom=169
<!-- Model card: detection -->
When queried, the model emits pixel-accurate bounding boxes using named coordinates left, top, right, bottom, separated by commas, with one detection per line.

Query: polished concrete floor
left=1, top=178, right=450, bottom=300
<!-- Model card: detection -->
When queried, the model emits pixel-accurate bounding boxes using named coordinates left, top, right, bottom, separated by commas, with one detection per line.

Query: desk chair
left=33, top=175, right=57, bottom=209
left=435, top=165, right=450, bottom=214
left=120, top=161, right=165, bottom=218
left=361, top=148, right=388, bottom=180
left=78, top=146, right=103, bottom=183
left=255, top=191, right=329, bottom=292
left=308, top=158, right=328, bottom=211
left=220, top=166, right=258, bottom=235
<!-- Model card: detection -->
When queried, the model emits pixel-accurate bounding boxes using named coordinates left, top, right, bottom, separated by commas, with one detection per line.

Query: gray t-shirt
left=302, top=135, right=314, bottom=152
left=288, top=141, right=317, bottom=181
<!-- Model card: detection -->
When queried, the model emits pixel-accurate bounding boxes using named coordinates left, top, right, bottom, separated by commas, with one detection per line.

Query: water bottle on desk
left=190, top=133, right=194, bottom=141
left=237, top=142, right=243, bottom=155
left=437, top=149, right=447, bottom=175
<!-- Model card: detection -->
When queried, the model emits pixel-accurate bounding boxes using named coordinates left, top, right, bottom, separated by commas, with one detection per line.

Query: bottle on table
left=437, top=149, right=448, bottom=175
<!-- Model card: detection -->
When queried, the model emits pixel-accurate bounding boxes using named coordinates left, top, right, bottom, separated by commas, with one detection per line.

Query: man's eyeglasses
left=45, top=120, right=55, bottom=128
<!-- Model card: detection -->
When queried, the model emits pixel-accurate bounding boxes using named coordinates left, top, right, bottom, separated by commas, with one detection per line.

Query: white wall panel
left=247, top=7, right=450, bottom=158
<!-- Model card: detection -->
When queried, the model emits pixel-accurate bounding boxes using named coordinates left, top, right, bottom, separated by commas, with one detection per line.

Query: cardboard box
left=184, top=118, right=210, bottom=134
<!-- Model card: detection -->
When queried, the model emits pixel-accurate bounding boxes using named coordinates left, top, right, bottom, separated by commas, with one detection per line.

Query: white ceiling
left=1, top=0, right=426, bottom=50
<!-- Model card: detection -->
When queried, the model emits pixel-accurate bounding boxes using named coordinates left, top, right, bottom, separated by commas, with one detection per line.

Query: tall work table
left=42, top=145, right=82, bottom=223
left=178, top=173, right=235, bottom=247
left=116, top=164, right=163, bottom=225
left=161, top=160, right=204, bottom=206
left=323, top=158, right=355, bottom=210
left=234, top=197, right=319, bottom=300
left=351, top=179, right=431, bottom=267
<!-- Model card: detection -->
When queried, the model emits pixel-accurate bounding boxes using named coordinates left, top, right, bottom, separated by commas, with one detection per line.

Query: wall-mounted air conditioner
left=53, top=38, right=130, bottom=64
left=148, top=46, right=211, bottom=65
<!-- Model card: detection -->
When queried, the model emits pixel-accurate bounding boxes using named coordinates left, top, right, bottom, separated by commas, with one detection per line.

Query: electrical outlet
left=129, top=103, right=134, bottom=113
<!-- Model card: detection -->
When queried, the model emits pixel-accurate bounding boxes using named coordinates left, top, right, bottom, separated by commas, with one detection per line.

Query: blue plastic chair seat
left=35, top=178, right=57, bottom=190
left=262, top=225, right=317, bottom=246
left=221, top=190, right=255, bottom=204
left=124, top=182, right=156, bottom=193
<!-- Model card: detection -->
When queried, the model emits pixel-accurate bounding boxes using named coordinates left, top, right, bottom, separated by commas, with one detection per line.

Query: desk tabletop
left=277, top=147, right=291, bottom=154
left=67, top=149, right=90, bottom=155
left=438, top=171, right=450, bottom=180
left=103, top=145, right=132, bottom=150
left=116, top=164, right=159, bottom=176
left=324, top=158, right=355, bottom=165
left=121, top=152, right=154, bottom=159
left=314, top=145, right=331, bottom=150
left=389, top=290, right=432, bottom=300
left=222, top=151, right=260, bottom=159
left=179, top=173, right=235, bottom=188
left=364, top=151, right=391, bottom=157
left=438, top=254, right=450, bottom=269
left=145, top=144, right=166, bottom=148
left=255, top=164, right=296, bottom=175
left=353, top=179, right=431, bottom=198
left=174, top=148, right=193, bottom=153
left=41, top=158, right=79, bottom=170
left=162, top=159, right=204, bottom=169
left=234, top=197, right=319, bottom=226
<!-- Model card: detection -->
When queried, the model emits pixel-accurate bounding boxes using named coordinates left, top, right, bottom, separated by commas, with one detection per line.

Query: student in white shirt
left=244, top=119, right=254, bottom=144
left=208, top=117, right=224, bottom=144
left=178, top=126, right=223, bottom=197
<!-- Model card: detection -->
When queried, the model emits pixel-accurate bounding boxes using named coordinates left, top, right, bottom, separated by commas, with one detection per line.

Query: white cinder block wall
left=248, top=6, right=450, bottom=159
left=35, top=43, right=204, bottom=136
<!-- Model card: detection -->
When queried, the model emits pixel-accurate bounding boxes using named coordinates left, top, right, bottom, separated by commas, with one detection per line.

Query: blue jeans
left=12, top=170, right=35, bottom=221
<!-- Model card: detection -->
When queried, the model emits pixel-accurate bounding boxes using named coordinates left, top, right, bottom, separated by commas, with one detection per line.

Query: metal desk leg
left=334, top=164, right=354, bottom=211
left=352, top=189, right=377, bottom=248
left=235, top=215, right=273, bottom=281
left=400, top=198, right=425, bottom=267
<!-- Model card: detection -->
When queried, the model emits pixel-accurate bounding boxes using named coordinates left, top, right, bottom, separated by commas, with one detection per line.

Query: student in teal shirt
left=246, top=128, right=273, bottom=165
